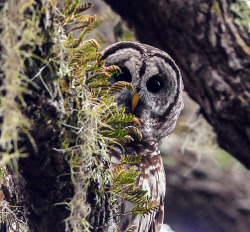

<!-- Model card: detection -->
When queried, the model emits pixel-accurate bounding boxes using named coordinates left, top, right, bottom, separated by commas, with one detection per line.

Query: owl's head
left=102, top=41, right=184, bottom=143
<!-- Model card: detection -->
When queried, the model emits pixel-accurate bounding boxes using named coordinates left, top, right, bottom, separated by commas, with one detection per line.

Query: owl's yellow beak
left=132, top=92, right=139, bottom=111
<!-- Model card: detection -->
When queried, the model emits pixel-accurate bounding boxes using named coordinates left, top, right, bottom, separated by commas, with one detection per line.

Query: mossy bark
left=17, top=81, right=72, bottom=232
left=0, top=0, right=73, bottom=231
left=104, top=0, right=250, bottom=169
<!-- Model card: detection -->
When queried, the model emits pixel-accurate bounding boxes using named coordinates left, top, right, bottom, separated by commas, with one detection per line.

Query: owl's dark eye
left=112, top=67, right=132, bottom=83
left=146, top=76, right=164, bottom=93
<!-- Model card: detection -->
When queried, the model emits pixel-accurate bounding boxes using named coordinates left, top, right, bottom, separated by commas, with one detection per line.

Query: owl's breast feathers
left=110, top=140, right=166, bottom=232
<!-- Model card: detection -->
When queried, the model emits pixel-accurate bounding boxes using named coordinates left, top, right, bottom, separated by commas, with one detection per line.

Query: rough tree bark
left=17, top=83, right=72, bottom=232
left=0, top=0, right=72, bottom=231
left=103, top=0, right=250, bottom=168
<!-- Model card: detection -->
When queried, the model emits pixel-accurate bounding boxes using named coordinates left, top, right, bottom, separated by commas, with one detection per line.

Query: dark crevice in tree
left=0, top=0, right=73, bottom=231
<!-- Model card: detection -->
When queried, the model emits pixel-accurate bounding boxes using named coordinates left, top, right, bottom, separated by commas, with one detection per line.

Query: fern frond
left=65, top=33, right=80, bottom=48
left=86, top=62, right=101, bottom=72
left=118, top=167, right=140, bottom=185
left=85, top=39, right=100, bottom=50
left=87, top=73, right=111, bottom=84
left=105, top=108, right=134, bottom=124
left=111, top=163, right=125, bottom=182
left=77, top=26, right=92, bottom=43
left=125, top=189, right=150, bottom=204
left=73, top=39, right=100, bottom=52
left=75, top=2, right=93, bottom=14
left=85, top=52, right=103, bottom=62
left=87, top=77, right=108, bottom=89
left=71, top=15, right=96, bottom=31
left=108, top=81, right=134, bottom=95
left=121, top=154, right=142, bottom=165
left=130, top=200, right=159, bottom=217
left=126, top=188, right=148, bottom=199
left=110, top=164, right=140, bottom=190
left=132, top=117, right=141, bottom=127
left=99, top=65, right=121, bottom=75
left=126, top=225, right=139, bottom=232
left=123, top=126, right=142, bottom=141
left=101, top=126, right=128, bottom=139
left=64, top=4, right=77, bottom=17
left=116, top=135, right=134, bottom=144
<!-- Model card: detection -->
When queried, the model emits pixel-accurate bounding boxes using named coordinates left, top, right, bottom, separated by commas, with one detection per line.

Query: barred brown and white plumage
left=102, top=41, right=183, bottom=232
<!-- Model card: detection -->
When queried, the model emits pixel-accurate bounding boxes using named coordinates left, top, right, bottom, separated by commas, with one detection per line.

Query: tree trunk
left=0, top=0, right=72, bottom=231
left=103, top=0, right=250, bottom=168
left=17, top=82, right=72, bottom=232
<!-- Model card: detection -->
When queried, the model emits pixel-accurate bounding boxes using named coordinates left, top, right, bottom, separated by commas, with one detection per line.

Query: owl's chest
left=110, top=142, right=166, bottom=201
left=110, top=142, right=166, bottom=232
left=137, top=152, right=166, bottom=201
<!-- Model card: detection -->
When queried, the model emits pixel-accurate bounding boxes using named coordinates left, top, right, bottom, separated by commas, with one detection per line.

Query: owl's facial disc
left=138, top=57, right=179, bottom=118
left=131, top=75, right=165, bottom=113
left=106, top=56, right=178, bottom=118
left=102, top=41, right=183, bottom=141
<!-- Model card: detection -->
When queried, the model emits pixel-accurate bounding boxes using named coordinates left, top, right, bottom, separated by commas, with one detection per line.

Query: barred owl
left=102, top=42, right=183, bottom=232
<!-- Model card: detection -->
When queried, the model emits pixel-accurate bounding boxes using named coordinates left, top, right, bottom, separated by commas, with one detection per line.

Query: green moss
left=0, top=0, right=59, bottom=165
left=199, top=3, right=209, bottom=13
left=234, top=32, right=250, bottom=55
left=211, top=1, right=221, bottom=16
left=231, top=0, right=250, bottom=32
